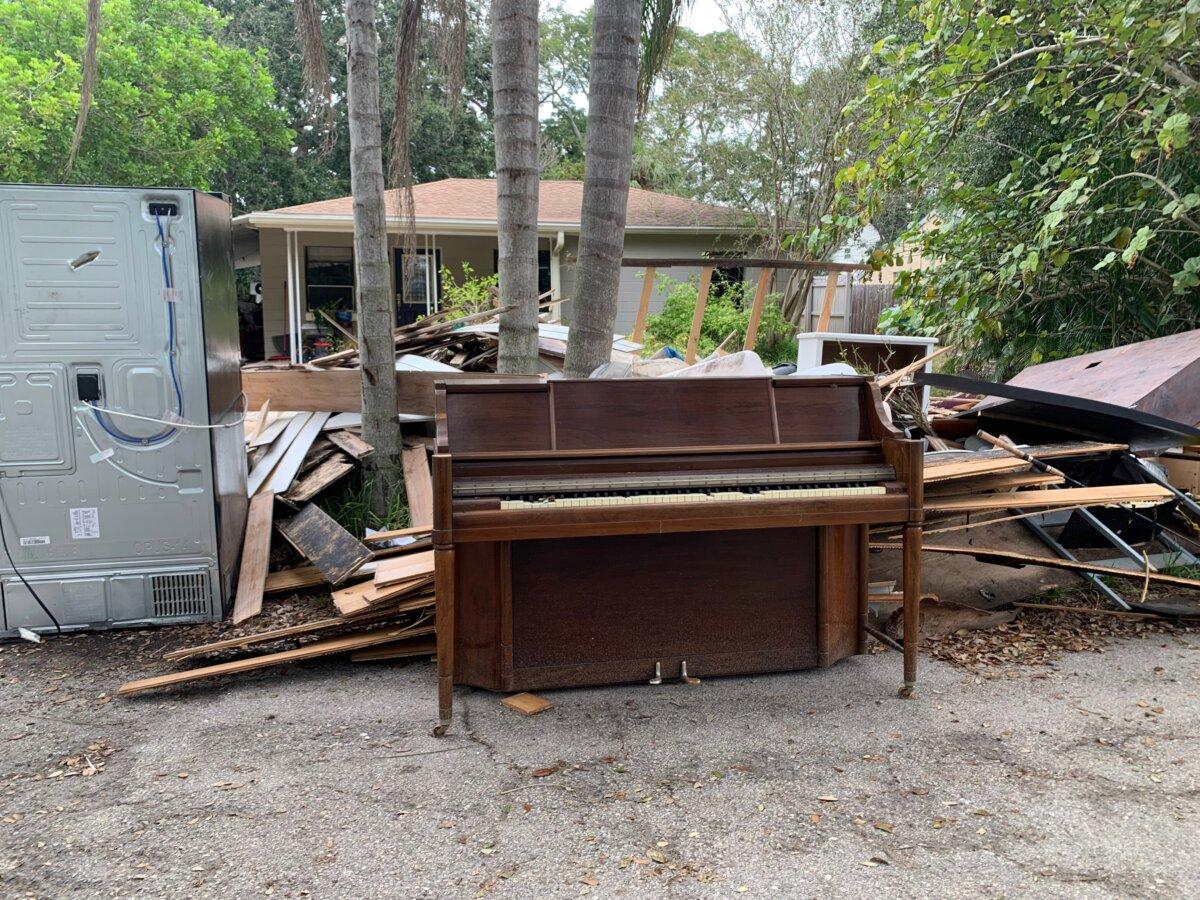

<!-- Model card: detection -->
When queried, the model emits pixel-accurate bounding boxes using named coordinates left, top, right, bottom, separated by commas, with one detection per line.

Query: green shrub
left=642, top=274, right=797, bottom=366
left=438, top=262, right=498, bottom=317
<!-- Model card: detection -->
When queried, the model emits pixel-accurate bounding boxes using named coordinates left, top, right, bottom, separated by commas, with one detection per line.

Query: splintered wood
left=276, top=504, right=371, bottom=586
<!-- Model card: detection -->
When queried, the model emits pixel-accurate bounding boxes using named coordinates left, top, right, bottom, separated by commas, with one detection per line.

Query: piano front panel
left=773, top=382, right=871, bottom=443
left=449, top=527, right=867, bottom=691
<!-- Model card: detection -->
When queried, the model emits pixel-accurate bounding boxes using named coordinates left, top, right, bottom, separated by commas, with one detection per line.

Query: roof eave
left=242, top=211, right=752, bottom=235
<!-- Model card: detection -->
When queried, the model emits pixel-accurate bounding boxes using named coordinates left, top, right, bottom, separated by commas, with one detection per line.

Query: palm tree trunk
left=563, top=0, right=640, bottom=378
left=345, top=0, right=402, bottom=516
left=491, top=0, right=540, bottom=374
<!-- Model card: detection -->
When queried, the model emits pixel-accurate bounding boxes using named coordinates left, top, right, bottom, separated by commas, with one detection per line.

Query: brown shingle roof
left=266, top=178, right=749, bottom=230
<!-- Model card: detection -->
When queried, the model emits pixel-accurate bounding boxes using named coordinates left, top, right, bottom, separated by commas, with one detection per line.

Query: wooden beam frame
left=742, top=267, right=775, bottom=351
left=629, top=266, right=656, bottom=343
left=815, top=271, right=840, bottom=332
left=684, top=266, right=715, bottom=364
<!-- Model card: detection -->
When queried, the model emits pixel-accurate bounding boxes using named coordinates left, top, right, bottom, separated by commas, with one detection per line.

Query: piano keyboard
left=499, top=483, right=886, bottom=510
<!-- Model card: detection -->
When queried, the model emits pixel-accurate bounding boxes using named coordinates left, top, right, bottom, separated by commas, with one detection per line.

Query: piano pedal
left=649, top=661, right=663, bottom=685
left=680, top=661, right=701, bottom=686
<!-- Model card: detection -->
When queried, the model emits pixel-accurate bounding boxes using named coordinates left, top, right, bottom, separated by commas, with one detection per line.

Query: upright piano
left=432, top=376, right=923, bottom=733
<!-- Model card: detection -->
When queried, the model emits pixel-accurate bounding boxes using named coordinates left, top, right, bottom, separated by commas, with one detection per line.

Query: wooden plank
left=332, top=576, right=434, bottom=616
left=365, top=525, right=431, bottom=544
left=248, top=411, right=296, bottom=448
left=924, top=442, right=1126, bottom=484
left=246, top=413, right=312, bottom=496
left=872, top=542, right=1200, bottom=592
left=925, top=483, right=1170, bottom=512
left=876, top=345, right=954, bottom=389
left=242, top=369, right=540, bottom=416
left=276, top=503, right=371, bottom=585
left=266, top=412, right=331, bottom=495
left=264, top=565, right=325, bottom=594
left=924, top=471, right=1063, bottom=495
left=374, top=550, right=435, bottom=587
left=501, top=692, right=553, bottom=716
left=742, top=268, right=774, bottom=351
left=326, top=429, right=374, bottom=460
left=815, top=271, right=840, bottom=332
left=262, top=560, right=379, bottom=595
left=245, top=398, right=271, bottom=444
left=164, top=609, right=395, bottom=662
left=350, top=635, right=437, bottom=662
left=317, top=308, right=357, bottom=346
left=402, top=445, right=434, bottom=528
left=684, top=266, right=714, bottom=365
left=118, top=625, right=431, bottom=696
left=629, top=266, right=656, bottom=343
left=282, top=455, right=356, bottom=504
left=230, top=491, right=275, bottom=624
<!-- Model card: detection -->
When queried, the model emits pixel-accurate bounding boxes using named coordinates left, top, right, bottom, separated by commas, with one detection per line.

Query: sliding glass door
left=394, top=248, right=442, bottom=325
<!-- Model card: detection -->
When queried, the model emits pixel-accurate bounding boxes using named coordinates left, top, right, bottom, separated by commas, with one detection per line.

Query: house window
left=493, top=249, right=552, bottom=296
left=305, top=247, right=354, bottom=312
left=395, top=248, right=442, bottom=326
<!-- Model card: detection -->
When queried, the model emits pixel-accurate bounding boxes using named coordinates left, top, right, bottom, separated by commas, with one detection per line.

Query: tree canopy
left=834, top=0, right=1200, bottom=376
left=0, top=0, right=291, bottom=189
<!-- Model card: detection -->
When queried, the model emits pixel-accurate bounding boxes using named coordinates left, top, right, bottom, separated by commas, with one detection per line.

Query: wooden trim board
left=266, top=412, right=332, bottom=495
left=247, top=413, right=312, bottom=496
left=374, top=550, right=435, bottom=587
left=119, top=624, right=432, bottom=695
left=871, top=542, right=1200, bottom=592
left=230, top=491, right=275, bottom=624
left=350, top=635, right=437, bottom=662
left=925, top=483, right=1170, bottom=512
left=402, top=446, right=434, bottom=529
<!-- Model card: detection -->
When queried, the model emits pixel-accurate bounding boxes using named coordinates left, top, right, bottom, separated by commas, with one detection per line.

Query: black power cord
left=0, top=484, right=63, bottom=636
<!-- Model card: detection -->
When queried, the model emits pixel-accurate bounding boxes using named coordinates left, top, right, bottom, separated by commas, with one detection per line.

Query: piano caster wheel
left=898, top=682, right=915, bottom=700
left=432, top=719, right=451, bottom=737
left=649, top=661, right=663, bottom=685
left=680, top=661, right=701, bottom=686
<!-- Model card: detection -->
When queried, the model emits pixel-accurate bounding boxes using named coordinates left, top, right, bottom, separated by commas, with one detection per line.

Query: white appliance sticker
left=69, top=507, right=100, bottom=540
left=19, top=535, right=51, bottom=547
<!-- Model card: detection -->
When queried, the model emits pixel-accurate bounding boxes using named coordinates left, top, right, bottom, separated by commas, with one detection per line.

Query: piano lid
left=435, top=376, right=885, bottom=455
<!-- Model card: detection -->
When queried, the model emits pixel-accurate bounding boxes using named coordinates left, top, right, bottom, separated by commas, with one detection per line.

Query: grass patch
left=316, top=473, right=410, bottom=537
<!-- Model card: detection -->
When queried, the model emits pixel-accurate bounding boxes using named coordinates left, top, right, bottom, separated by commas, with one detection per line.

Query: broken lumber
left=871, top=542, right=1200, bottom=592
left=350, top=635, right=437, bottom=662
left=265, top=412, right=331, bottom=495
left=163, top=609, right=401, bottom=662
left=925, top=483, right=1170, bottom=512
left=246, top=412, right=312, bottom=496
left=401, top=445, right=434, bottom=529
left=325, top=430, right=374, bottom=460
left=374, top=550, right=435, bottom=588
left=276, top=503, right=371, bottom=586
left=282, top=455, right=355, bottom=504
left=119, top=623, right=432, bottom=695
left=230, top=491, right=275, bottom=625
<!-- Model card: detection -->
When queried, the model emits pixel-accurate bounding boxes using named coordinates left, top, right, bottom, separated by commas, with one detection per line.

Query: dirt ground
left=1, top=612, right=1199, bottom=899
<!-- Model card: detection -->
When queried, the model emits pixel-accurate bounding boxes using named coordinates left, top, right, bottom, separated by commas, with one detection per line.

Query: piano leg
left=900, top=523, right=921, bottom=697
left=434, top=546, right=456, bottom=736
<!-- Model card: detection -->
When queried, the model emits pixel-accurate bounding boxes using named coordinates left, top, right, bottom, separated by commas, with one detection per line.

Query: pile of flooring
left=118, top=407, right=439, bottom=696
left=305, top=307, right=507, bottom=371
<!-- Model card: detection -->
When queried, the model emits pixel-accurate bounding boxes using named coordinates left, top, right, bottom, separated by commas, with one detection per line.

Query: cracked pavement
left=1, top=627, right=1198, bottom=898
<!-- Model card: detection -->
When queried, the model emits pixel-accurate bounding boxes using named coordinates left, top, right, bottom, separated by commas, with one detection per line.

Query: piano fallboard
left=450, top=490, right=911, bottom=542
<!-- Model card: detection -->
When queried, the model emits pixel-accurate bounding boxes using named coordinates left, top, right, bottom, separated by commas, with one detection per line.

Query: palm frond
left=293, top=0, right=336, bottom=151
left=637, top=0, right=690, bottom=117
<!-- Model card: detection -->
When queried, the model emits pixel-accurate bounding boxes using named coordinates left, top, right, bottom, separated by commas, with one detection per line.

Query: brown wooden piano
left=432, top=376, right=923, bottom=733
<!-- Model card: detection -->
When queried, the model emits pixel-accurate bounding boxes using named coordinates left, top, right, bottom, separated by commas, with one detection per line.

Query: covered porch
left=244, top=224, right=566, bottom=363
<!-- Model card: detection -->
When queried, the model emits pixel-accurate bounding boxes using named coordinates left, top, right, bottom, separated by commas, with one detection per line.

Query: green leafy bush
left=437, top=262, right=498, bottom=317
left=643, top=274, right=797, bottom=366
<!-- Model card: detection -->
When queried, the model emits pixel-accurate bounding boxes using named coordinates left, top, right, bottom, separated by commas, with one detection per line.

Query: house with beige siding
left=232, top=178, right=760, bottom=362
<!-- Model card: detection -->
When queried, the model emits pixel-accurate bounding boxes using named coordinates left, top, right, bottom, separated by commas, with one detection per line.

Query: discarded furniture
left=797, top=332, right=940, bottom=411
left=431, top=376, right=924, bottom=734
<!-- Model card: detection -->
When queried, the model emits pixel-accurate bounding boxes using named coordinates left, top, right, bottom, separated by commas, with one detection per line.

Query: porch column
left=285, top=230, right=302, bottom=364
left=549, top=230, right=564, bottom=322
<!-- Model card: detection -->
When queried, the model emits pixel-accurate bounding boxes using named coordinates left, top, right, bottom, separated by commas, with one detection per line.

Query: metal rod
left=864, top=623, right=904, bottom=653
left=1020, top=514, right=1133, bottom=611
